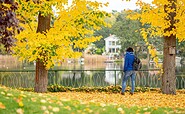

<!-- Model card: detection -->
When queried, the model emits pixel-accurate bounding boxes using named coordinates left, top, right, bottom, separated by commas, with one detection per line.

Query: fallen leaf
left=40, top=99, right=47, bottom=103
left=52, top=107, right=60, bottom=112
left=19, top=101, right=24, bottom=107
left=41, top=106, right=47, bottom=110
left=16, top=108, right=24, bottom=114
left=0, top=102, right=6, bottom=109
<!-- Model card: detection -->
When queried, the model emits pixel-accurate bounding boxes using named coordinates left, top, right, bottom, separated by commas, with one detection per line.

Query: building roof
left=104, top=35, right=119, bottom=41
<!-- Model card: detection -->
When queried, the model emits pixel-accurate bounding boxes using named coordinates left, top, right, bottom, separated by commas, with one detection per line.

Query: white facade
left=104, top=35, right=121, bottom=59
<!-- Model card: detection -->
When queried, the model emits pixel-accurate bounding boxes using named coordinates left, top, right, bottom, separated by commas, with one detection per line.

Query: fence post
left=54, top=71, right=57, bottom=85
left=114, top=70, right=116, bottom=86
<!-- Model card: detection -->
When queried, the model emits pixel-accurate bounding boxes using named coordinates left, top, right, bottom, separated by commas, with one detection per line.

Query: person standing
left=121, top=47, right=136, bottom=95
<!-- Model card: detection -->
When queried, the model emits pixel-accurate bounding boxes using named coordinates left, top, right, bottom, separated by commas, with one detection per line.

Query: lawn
left=0, top=86, right=185, bottom=114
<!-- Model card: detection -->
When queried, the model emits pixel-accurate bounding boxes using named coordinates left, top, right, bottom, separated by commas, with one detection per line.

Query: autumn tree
left=13, top=0, right=110, bottom=92
left=127, top=0, right=185, bottom=94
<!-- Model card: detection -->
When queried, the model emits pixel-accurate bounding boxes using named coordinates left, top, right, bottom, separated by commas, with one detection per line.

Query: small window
left=116, top=48, right=120, bottom=53
left=112, top=48, right=115, bottom=53
left=109, top=41, right=112, bottom=45
left=109, top=48, right=111, bottom=53
left=112, top=41, right=115, bottom=45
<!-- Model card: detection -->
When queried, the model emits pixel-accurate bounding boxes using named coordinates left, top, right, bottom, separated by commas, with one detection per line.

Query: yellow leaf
left=40, top=99, right=47, bottom=103
left=7, top=93, right=13, bottom=97
left=2, top=3, right=11, bottom=9
left=41, top=106, right=47, bottom=110
left=64, top=106, right=71, bottom=111
left=52, top=107, right=60, bottom=112
left=0, top=102, right=6, bottom=109
left=19, top=101, right=24, bottom=107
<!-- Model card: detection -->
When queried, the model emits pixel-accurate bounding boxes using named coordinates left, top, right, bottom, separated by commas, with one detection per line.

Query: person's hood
left=126, top=52, right=134, bottom=55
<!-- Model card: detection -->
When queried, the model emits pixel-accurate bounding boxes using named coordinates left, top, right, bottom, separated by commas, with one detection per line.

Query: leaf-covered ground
left=49, top=91, right=185, bottom=109
left=0, top=85, right=185, bottom=114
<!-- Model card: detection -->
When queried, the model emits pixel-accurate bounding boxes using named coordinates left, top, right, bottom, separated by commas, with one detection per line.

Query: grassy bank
left=0, top=86, right=185, bottom=114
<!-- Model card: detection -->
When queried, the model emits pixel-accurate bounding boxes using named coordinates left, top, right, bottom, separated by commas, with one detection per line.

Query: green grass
left=0, top=86, right=184, bottom=114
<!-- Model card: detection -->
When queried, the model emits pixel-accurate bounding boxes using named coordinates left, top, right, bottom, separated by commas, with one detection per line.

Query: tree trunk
left=162, top=36, right=176, bottom=94
left=34, top=59, right=48, bottom=92
left=162, top=0, right=176, bottom=94
left=34, top=13, right=51, bottom=92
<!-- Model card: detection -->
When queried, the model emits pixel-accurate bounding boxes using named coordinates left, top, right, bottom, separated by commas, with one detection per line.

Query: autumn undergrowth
left=0, top=86, right=185, bottom=114
left=21, top=85, right=158, bottom=93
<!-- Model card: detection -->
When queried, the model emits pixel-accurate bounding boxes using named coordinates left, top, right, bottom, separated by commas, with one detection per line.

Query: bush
left=47, top=85, right=159, bottom=93
left=18, top=85, right=160, bottom=93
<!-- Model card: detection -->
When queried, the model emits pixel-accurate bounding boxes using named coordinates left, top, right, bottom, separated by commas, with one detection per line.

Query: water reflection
left=0, top=56, right=185, bottom=89
left=105, top=63, right=122, bottom=85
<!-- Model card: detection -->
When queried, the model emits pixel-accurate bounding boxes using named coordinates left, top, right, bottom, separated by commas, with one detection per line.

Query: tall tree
left=93, top=27, right=112, bottom=49
left=93, top=12, right=116, bottom=49
left=162, top=0, right=176, bottom=94
left=13, top=0, right=109, bottom=92
left=112, top=11, right=144, bottom=51
left=127, top=0, right=184, bottom=94
left=34, top=13, right=51, bottom=92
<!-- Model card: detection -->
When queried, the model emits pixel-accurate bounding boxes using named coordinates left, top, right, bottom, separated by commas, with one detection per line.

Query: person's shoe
left=130, top=92, right=134, bottom=95
left=121, top=92, right=125, bottom=95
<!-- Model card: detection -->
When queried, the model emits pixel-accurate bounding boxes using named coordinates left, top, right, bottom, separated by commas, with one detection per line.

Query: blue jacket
left=123, top=52, right=135, bottom=72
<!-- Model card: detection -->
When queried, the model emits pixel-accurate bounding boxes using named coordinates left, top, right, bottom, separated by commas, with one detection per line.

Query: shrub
left=46, top=85, right=159, bottom=93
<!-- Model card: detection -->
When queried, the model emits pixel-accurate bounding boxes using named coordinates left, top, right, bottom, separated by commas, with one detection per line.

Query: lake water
left=0, top=56, right=185, bottom=89
left=0, top=55, right=185, bottom=71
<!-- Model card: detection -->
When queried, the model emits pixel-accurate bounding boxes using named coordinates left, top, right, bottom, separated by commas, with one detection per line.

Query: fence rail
left=0, top=69, right=184, bottom=89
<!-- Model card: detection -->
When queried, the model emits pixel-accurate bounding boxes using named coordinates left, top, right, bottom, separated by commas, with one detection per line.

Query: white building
left=104, top=35, right=121, bottom=60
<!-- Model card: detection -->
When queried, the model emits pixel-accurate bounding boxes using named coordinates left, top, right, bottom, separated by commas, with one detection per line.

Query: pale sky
left=68, top=0, right=153, bottom=12
left=96, top=0, right=153, bottom=12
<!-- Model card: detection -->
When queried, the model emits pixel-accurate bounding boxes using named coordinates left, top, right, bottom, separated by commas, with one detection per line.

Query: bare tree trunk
left=34, top=13, right=50, bottom=92
left=34, top=59, right=48, bottom=92
left=162, top=0, right=176, bottom=94
left=162, top=37, right=176, bottom=94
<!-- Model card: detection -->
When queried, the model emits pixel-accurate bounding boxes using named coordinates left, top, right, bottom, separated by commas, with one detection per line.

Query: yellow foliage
left=127, top=0, right=185, bottom=68
left=141, top=0, right=185, bottom=38
left=2, top=3, right=11, bottom=9
left=13, top=0, right=110, bottom=69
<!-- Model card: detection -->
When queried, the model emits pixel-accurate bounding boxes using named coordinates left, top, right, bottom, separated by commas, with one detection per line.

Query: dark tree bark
left=34, top=13, right=51, bottom=93
left=162, top=0, right=176, bottom=94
